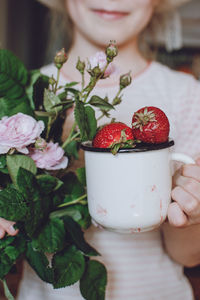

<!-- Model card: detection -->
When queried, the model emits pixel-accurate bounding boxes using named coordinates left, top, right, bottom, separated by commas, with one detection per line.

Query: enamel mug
left=81, top=140, right=195, bottom=233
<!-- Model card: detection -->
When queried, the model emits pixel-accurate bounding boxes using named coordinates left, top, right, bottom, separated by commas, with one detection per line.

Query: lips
left=91, top=9, right=129, bottom=21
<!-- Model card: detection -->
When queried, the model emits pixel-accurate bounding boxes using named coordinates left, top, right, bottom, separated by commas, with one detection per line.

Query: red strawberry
left=132, top=106, right=169, bottom=144
left=92, top=122, right=134, bottom=154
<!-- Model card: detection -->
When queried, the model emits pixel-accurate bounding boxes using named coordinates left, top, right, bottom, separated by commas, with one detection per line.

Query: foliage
left=0, top=44, right=131, bottom=299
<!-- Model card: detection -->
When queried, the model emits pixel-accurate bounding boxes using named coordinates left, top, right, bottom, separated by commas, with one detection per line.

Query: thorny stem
left=57, top=194, right=87, bottom=208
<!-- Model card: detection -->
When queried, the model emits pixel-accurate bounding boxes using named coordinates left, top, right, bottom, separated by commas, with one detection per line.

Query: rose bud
left=54, top=48, right=68, bottom=69
left=105, top=41, right=118, bottom=62
left=76, top=57, right=85, bottom=74
left=120, top=72, right=132, bottom=89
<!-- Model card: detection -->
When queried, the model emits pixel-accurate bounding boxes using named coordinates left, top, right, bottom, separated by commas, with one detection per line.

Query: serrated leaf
left=6, top=154, right=37, bottom=186
left=0, top=49, right=28, bottom=97
left=26, top=242, right=53, bottom=283
left=80, top=260, right=107, bottom=300
left=32, top=218, right=66, bottom=253
left=44, top=89, right=61, bottom=113
left=85, top=106, right=97, bottom=140
left=0, top=234, right=26, bottom=280
left=0, top=49, right=33, bottom=118
left=36, top=174, right=63, bottom=195
left=0, top=185, right=28, bottom=221
left=88, top=95, right=114, bottom=111
left=63, top=216, right=99, bottom=257
left=16, top=168, right=48, bottom=237
left=0, top=97, right=33, bottom=119
left=52, top=245, right=85, bottom=288
left=74, top=96, right=88, bottom=141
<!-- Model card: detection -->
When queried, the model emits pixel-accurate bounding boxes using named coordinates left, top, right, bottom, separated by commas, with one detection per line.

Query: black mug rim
left=81, top=139, right=174, bottom=153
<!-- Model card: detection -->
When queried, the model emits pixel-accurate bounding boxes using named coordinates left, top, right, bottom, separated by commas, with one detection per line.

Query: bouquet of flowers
left=0, top=42, right=131, bottom=300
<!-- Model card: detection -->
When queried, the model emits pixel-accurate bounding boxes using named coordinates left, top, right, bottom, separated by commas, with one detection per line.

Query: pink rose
left=88, top=51, right=115, bottom=78
left=0, top=113, right=44, bottom=154
left=29, top=141, right=68, bottom=170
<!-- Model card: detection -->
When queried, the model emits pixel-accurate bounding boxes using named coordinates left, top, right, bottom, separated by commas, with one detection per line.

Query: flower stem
left=2, top=279, right=14, bottom=300
left=58, top=194, right=87, bottom=208
left=62, top=122, right=78, bottom=149
left=54, top=68, right=61, bottom=93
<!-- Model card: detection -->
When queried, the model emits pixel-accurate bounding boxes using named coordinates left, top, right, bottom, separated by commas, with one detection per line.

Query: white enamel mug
left=81, top=140, right=195, bottom=233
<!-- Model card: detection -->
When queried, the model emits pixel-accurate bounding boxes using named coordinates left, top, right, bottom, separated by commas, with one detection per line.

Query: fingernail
left=9, top=225, right=17, bottom=234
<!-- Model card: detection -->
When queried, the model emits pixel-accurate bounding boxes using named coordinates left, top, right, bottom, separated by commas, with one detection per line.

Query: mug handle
left=170, top=152, right=195, bottom=164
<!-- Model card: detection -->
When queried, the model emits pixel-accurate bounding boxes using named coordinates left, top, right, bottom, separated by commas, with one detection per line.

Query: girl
left=1, top=0, right=200, bottom=299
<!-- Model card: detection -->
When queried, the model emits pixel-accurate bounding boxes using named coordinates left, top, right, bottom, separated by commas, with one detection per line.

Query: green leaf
left=0, top=155, right=8, bottom=174
left=76, top=167, right=86, bottom=187
left=63, top=216, right=99, bottom=257
left=64, top=140, right=79, bottom=160
left=85, top=106, right=97, bottom=140
left=74, top=96, right=88, bottom=141
left=62, top=172, right=85, bottom=201
left=50, top=207, right=82, bottom=221
left=25, top=69, right=41, bottom=110
left=0, top=97, right=33, bottom=118
left=16, top=168, right=48, bottom=237
left=0, top=234, right=26, bottom=279
left=0, top=185, right=28, bottom=221
left=88, top=95, right=114, bottom=111
left=0, top=236, right=15, bottom=251
left=80, top=260, right=107, bottom=300
left=36, top=175, right=63, bottom=195
left=73, top=204, right=91, bottom=230
left=25, top=242, right=54, bottom=283
left=6, top=155, right=37, bottom=186
left=0, top=49, right=33, bottom=117
left=0, top=49, right=28, bottom=97
left=52, top=245, right=85, bottom=288
left=44, top=89, right=61, bottom=113
left=64, top=82, right=79, bottom=88
left=32, top=218, right=66, bottom=253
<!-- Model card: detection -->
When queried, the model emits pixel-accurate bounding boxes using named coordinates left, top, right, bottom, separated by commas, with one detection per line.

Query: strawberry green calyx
left=132, top=107, right=156, bottom=131
left=110, top=129, right=135, bottom=155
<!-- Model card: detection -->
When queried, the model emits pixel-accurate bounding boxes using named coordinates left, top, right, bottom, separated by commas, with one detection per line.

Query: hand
left=0, top=217, right=19, bottom=239
left=168, top=158, right=200, bottom=227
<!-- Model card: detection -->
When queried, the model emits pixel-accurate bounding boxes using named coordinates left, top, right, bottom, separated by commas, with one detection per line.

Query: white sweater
left=17, top=61, right=200, bottom=300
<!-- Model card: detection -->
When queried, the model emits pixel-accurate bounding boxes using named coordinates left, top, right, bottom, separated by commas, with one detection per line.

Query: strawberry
left=92, top=122, right=134, bottom=154
left=132, top=106, right=169, bottom=144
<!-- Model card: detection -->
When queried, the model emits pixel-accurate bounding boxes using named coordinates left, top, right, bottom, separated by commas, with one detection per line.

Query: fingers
left=171, top=187, right=200, bottom=221
left=167, top=202, right=188, bottom=227
left=182, top=164, right=200, bottom=183
left=0, top=217, right=19, bottom=239
left=174, top=174, right=200, bottom=201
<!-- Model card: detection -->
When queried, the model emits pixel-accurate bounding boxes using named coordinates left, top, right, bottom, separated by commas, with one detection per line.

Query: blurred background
left=0, top=0, right=200, bottom=299
left=0, top=0, right=200, bottom=79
